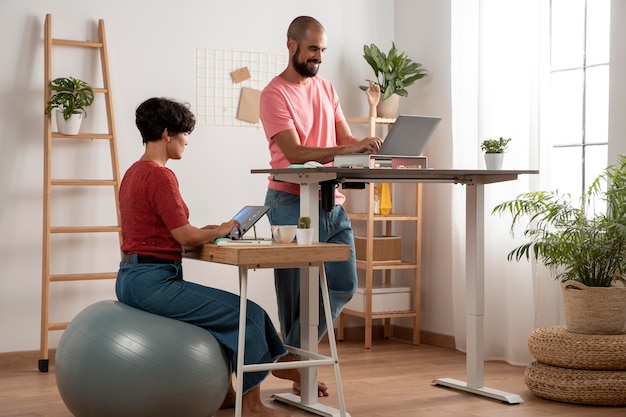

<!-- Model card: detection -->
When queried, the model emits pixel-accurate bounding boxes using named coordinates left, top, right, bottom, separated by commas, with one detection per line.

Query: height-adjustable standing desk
left=252, top=167, right=537, bottom=405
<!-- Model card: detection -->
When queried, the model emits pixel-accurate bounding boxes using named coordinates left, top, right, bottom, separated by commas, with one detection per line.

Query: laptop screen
left=377, top=114, right=441, bottom=156
left=228, top=205, right=270, bottom=239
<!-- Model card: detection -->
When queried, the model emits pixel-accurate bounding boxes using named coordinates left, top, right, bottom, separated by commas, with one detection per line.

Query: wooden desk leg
left=235, top=265, right=248, bottom=417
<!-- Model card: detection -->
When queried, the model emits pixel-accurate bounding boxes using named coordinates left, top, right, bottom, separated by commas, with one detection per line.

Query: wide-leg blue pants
left=264, top=189, right=358, bottom=348
left=116, top=256, right=287, bottom=394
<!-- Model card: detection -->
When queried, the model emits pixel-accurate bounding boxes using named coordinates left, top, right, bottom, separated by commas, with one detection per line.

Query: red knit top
left=119, top=160, right=189, bottom=260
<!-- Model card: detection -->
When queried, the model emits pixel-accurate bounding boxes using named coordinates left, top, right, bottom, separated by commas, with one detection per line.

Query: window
left=547, top=0, right=610, bottom=197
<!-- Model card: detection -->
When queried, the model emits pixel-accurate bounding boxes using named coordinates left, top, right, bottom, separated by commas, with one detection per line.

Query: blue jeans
left=264, top=189, right=358, bottom=348
left=115, top=255, right=286, bottom=394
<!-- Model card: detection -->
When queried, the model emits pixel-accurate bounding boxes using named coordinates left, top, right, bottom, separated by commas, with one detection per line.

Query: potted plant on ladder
left=44, top=76, right=94, bottom=135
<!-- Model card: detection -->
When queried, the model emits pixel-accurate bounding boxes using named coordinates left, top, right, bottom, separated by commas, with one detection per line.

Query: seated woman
left=116, top=97, right=298, bottom=417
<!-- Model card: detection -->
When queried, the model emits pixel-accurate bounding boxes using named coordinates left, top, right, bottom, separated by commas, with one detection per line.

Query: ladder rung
left=52, top=179, right=117, bottom=186
left=50, top=226, right=121, bottom=233
left=52, top=133, right=113, bottom=140
left=50, top=272, right=117, bottom=282
left=48, top=322, right=69, bottom=331
left=52, top=38, right=102, bottom=48
left=92, top=87, right=108, bottom=94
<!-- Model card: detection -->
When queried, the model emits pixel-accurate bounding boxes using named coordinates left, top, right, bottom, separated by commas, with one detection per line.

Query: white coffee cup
left=296, top=228, right=314, bottom=245
left=271, top=225, right=297, bottom=244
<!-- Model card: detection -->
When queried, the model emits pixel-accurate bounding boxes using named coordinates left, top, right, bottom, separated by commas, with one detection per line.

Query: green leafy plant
left=481, top=137, right=511, bottom=154
left=359, top=42, right=427, bottom=101
left=44, top=77, right=94, bottom=120
left=298, top=216, right=311, bottom=229
left=492, top=154, right=626, bottom=287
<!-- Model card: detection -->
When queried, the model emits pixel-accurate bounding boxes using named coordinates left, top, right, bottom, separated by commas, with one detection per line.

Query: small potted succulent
left=44, top=76, right=94, bottom=135
left=480, top=137, right=511, bottom=170
left=296, top=216, right=313, bottom=245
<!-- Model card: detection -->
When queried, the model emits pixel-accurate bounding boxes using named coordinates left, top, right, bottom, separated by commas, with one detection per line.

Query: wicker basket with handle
left=561, top=280, right=626, bottom=335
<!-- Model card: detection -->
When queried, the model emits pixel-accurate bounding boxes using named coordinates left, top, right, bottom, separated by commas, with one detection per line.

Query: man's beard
left=292, top=46, right=320, bottom=78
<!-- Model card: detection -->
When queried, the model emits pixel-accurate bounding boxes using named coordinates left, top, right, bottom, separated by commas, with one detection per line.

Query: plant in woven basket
left=492, top=154, right=626, bottom=288
left=493, top=155, right=626, bottom=334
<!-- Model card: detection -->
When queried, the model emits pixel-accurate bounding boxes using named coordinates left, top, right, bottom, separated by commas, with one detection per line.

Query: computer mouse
left=304, top=160, right=323, bottom=167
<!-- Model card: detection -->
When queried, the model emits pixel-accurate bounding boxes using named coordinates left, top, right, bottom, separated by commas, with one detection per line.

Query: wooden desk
left=184, top=242, right=351, bottom=417
left=252, top=167, right=538, bottom=405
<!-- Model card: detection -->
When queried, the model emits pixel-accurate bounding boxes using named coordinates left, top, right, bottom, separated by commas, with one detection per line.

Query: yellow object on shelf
left=379, top=183, right=392, bottom=215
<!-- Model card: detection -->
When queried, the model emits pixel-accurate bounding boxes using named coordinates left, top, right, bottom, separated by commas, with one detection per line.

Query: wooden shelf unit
left=338, top=116, right=422, bottom=348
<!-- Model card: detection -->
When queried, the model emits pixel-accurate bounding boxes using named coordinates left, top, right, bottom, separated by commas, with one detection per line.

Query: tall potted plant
left=359, top=42, right=427, bottom=118
left=492, top=155, right=626, bottom=334
left=44, top=76, right=94, bottom=135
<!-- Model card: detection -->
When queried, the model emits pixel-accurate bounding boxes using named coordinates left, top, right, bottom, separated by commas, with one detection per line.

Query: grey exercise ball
left=55, top=300, right=230, bottom=417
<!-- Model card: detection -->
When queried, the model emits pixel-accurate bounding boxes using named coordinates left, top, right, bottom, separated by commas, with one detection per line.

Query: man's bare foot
left=271, top=353, right=329, bottom=397
left=243, top=386, right=293, bottom=417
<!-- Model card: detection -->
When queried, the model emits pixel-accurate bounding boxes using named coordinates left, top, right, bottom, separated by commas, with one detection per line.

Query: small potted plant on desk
left=296, top=216, right=313, bottom=245
left=44, top=76, right=94, bottom=135
left=492, top=154, right=626, bottom=334
left=480, top=137, right=511, bottom=170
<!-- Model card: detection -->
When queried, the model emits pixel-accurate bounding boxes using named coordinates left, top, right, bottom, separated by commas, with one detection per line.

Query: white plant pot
left=56, top=111, right=83, bottom=135
left=484, top=153, right=504, bottom=170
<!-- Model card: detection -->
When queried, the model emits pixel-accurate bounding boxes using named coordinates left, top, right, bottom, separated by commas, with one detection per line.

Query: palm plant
left=492, top=154, right=626, bottom=287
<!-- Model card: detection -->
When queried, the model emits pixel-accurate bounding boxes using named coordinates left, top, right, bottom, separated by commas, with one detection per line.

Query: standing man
left=259, top=15, right=382, bottom=385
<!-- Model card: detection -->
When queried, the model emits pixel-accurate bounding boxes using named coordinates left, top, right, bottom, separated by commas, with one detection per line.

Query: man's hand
left=347, top=136, right=382, bottom=154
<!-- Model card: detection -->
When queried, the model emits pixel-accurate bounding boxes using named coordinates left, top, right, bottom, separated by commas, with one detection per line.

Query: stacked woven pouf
left=525, top=325, right=626, bottom=406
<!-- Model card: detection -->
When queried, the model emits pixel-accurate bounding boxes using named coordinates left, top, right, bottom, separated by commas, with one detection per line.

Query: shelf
left=355, top=260, right=418, bottom=270
left=338, top=114, right=422, bottom=348
left=347, top=212, right=419, bottom=221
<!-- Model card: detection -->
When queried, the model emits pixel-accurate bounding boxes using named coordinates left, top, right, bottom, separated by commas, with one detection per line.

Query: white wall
left=0, top=0, right=397, bottom=353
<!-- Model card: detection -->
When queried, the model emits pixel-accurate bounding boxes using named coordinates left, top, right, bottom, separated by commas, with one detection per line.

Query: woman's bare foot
left=242, top=386, right=293, bottom=417
left=271, top=353, right=329, bottom=397
left=219, top=382, right=236, bottom=409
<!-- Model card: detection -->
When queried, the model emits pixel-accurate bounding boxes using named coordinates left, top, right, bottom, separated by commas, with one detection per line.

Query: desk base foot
left=272, top=393, right=351, bottom=417
left=432, top=378, right=524, bottom=404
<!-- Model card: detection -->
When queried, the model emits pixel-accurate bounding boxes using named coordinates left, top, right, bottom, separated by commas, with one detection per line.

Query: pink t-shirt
left=260, top=75, right=345, bottom=204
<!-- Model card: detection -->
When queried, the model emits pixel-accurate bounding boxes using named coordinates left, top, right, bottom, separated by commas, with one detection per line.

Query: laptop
left=226, top=205, right=270, bottom=240
left=334, top=114, right=442, bottom=168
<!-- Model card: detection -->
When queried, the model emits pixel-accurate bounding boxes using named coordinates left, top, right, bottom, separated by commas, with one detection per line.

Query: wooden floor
left=2, top=339, right=624, bottom=417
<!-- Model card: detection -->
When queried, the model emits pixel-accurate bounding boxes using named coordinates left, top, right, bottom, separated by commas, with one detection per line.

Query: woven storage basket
left=525, top=361, right=626, bottom=406
left=561, top=281, right=626, bottom=335
left=528, top=326, right=626, bottom=370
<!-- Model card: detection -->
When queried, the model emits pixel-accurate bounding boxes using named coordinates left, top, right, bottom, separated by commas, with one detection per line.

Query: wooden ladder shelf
left=40, top=14, right=121, bottom=372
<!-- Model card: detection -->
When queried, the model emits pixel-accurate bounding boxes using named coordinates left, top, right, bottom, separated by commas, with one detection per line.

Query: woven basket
left=525, top=361, right=626, bottom=406
left=528, top=326, right=626, bottom=370
left=561, top=281, right=626, bottom=335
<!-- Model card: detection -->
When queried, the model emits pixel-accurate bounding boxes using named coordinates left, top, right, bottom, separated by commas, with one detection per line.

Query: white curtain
left=450, top=0, right=563, bottom=365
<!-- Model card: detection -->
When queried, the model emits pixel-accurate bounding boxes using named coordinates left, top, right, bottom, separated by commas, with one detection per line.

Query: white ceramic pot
left=484, top=153, right=504, bottom=170
left=56, top=111, right=83, bottom=135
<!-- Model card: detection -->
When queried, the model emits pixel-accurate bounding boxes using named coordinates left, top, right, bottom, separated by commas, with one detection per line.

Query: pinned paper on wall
left=231, top=67, right=251, bottom=83
left=237, top=87, right=261, bottom=123
left=196, top=48, right=287, bottom=126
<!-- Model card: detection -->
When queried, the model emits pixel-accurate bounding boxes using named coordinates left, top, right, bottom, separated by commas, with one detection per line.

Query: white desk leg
left=235, top=266, right=248, bottom=417
left=273, top=180, right=351, bottom=416
left=432, top=182, right=523, bottom=404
